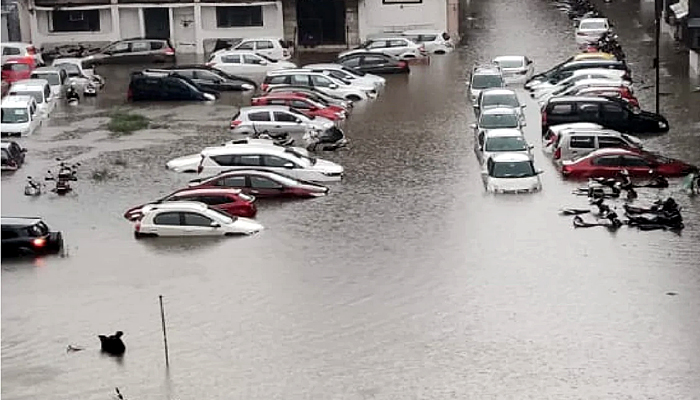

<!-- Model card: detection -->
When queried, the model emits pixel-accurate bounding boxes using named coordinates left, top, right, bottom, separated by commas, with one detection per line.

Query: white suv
left=214, top=37, right=293, bottom=61
left=338, top=37, right=426, bottom=60
left=195, top=144, right=344, bottom=182
left=1, top=95, right=41, bottom=137
left=401, top=30, right=455, bottom=54
left=262, top=70, right=377, bottom=101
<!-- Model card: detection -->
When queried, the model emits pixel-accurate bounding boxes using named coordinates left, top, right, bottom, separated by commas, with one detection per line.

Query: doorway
left=144, top=8, right=170, bottom=40
left=297, top=0, right=346, bottom=46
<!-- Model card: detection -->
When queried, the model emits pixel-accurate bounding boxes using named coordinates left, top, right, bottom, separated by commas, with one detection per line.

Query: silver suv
left=548, top=124, right=643, bottom=163
left=230, top=106, right=335, bottom=135
left=468, top=64, right=505, bottom=107
left=338, top=37, right=426, bottom=60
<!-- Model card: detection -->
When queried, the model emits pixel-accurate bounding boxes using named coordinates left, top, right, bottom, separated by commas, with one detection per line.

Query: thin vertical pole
left=159, top=295, right=170, bottom=367
left=654, top=0, right=661, bottom=114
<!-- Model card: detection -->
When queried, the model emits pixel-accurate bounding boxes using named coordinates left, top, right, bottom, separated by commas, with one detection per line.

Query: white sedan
left=207, top=50, right=296, bottom=76
left=134, top=201, right=263, bottom=237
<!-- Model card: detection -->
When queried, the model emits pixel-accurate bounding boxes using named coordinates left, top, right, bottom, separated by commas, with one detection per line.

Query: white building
left=23, top=0, right=459, bottom=55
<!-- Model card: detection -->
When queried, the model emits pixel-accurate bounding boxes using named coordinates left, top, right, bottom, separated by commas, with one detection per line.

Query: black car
left=525, top=59, right=630, bottom=90
left=143, top=65, right=257, bottom=91
left=337, top=52, right=410, bottom=74
left=541, top=96, right=669, bottom=135
left=128, top=72, right=217, bottom=101
left=84, top=38, right=176, bottom=67
left=1, top=217, right=63, bottom=257
left=1, top=140, right=26, bottom=171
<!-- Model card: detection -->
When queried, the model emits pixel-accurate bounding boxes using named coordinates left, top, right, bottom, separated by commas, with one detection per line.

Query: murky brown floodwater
left=3, top=0, right=700, bottom=399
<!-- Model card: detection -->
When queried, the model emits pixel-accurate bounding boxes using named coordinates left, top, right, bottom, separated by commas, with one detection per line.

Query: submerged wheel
left=47, top=232, right=64, bottom=253
left=346, top=94, right=362, bottom=102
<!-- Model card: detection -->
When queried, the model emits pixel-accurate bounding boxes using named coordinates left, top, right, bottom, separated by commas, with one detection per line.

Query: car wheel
left=47, top=232, right=63, bottom=253
left=346, top=94, right=362, bottom=102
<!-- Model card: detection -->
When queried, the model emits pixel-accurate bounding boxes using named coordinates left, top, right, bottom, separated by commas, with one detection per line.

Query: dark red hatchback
left=187, top=169, right=329, bottom=198
left=124, top=187, right=256, bottom=221
left=561, top=148, right=698, bottom=179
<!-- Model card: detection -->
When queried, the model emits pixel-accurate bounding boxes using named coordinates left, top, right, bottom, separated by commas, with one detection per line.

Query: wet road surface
left=3, top=0, right=700, bottom=399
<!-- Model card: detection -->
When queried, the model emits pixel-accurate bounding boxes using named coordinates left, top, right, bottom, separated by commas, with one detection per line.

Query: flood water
left=3, top=0, right=700, bottom=398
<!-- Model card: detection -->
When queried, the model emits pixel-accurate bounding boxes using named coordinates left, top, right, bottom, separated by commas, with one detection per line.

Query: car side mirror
left=528, top=145, right=535, bottom=150
left=283, top=162, right=295, bottom=169
left=329, top=84, right=338, bottom=89
left=210, top=221, right=221, bottom=228
left=259, top=60, right=268, bottom=65
left=527, top=60, right=533, bottom=65
left=469, top=123, right=477, bottom=129
left=521, top=121, right=527, bottom=127
left=295, top=119, right=302, bottom=124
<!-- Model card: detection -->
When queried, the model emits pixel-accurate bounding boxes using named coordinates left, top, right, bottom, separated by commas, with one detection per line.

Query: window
left=256, top=40, right=274, bottom=49
left=366, top=40, right=387, bottom=49
left=183, top=212, right=213, bottom=227
left=243, top=54, right=263, bottom=65
left=216, top=6, right=263, bottom=28
left=248, top=111, right=270, bottom=121
left=200, top=196, right=232, bottom=206
left=291, top=75, right=310, bottom=85
left=569, top=136, right=595, bottom=149
left=107, top=42, right=130, bottom=54
left=592, top=155, right=622, bottom=166
left=622, top=155, right=652, bottom=167
left=310, top=75, right=333, bottom=87
left=471, top=74, right=504, bottom=89
left=602, top=103, right=626, bottom=120
left=174, top=70, right=195, bottom=79
left=2, top=46, right=20, bottom=56
left=262, top=155, right=292, bottom=168
left=211, top=155, right=236, bottom=166
left=597, top=136, right=627, bottom=148
left=235, top=155, right=261, bottom=166
left=1, top=107, right=29, bottom=124
left=1, top=229, right=19, bottom=239
left=291, top=100, right=311, bottom=109
left=236, top=41, right=255, bottom=50
left=153, top=212, right=181, bottom=226
left=193, top=70, right=218, bottom=81
left=2, top=63, right=29, bottom=72
left=250, top=176, right=284, bottom=188
left=341, top=56, right=360, bottom=67
left=389, top=39, right=408, bottom=47
left=268, top=99, right=287, bottom=106
left=51, top=10, right=100, bottom=32
left=150, top=41, right=165, bottom=50
left=273, top=112, right=298, bottom=122
left=131, top=41, right=150, bottom=52
left=221, top=54, right=241, bottom=64
left=219, top=176, right=247, bottom=187
left=578, top=103, right=599, bottom=117
left=31, top=73, right=60, bottom=86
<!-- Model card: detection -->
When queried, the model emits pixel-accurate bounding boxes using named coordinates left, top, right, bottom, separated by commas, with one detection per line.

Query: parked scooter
left=304, top=126, right=349, bottom=151
left=572, top=198, right=623, bottom=229
left=249, top=127, right=295, bottom=147
left=65, top=83, right=80, bottom=106
left=24, top=176, right=44, bottom=196
left=45, top=159, right=80, bottom=195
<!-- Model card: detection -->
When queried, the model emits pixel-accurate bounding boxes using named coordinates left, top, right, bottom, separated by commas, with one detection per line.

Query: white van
left=7, top=79, right=56, bottom=117
left=1, top=95, right=41, bottom=137
left=30, top=66, right=69, bottom=98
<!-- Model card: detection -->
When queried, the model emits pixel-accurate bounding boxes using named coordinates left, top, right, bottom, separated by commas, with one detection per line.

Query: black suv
left=84, top=38, right=176, bottom=67
left=1, top=217, right=63, bottom=257
left=143, top=66, right=257, bottom=91
left=128, top=72, right=217, bottom=101
left=541, top=96, right=669, bottom=135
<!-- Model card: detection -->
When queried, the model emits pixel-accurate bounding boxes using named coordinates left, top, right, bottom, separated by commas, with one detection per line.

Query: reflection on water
left=2, top=0, right=700, bottom=398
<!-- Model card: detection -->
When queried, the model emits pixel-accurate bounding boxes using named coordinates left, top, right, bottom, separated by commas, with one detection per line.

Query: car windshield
left=288, top=107, right=310, bottom=119
left=483, top=93, right=519, bottom=107
left=485, top=136, right=528, bottom=152
left=496, top=59, right=524, bottom=68
left=31, top=73, right=60, bottom=85
left=285, top=147, right=317, bottom=165
left=341, top=66, right=364, bottom=76
left=1, top=107, right=29, bottom=123
left=3, top=63, right=30, bottom=72
left=472, top=74, right=503, bottom=89
left=480, top=113, right=519, bottom=129
left=491, top=160, right=536, bottom=178
left=208, top=207, right=236, bottom=224
left=9, top=90, right=42, bottom=103
left=580, top=21, right=607, bottom=30
left=54, top=63, right=81, bottom=77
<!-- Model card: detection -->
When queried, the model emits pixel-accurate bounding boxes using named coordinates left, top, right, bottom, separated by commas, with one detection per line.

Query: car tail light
left=553, top=147, right=562, bottom=160
left=561, top=164, right=572, bottom=175
left=26, top=45, right=36, bottom=55
left=164, top=47, right=175, bottom=56
left=541, top=111, right=547, bottom=126
left=230, top=119, right=242, bottom=129
left=32, top=237, right=46, bottom=247
left=135, top=221, right=141, bottom=232
left=261, top=83, right=269, bottom=91
left=398, top=61, right=407, bottom=69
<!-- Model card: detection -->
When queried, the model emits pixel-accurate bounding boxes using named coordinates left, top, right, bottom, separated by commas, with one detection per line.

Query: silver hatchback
left=230, top=106, right=335, bottom=135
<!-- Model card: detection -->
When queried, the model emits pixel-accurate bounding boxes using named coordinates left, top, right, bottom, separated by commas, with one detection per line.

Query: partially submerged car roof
left=491, top=152, right=532, bottom=163
left=1, top=216, right=43, bottom=227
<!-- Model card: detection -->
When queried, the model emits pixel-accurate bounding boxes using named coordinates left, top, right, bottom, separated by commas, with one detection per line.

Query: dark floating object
left=666, top=292, right=678, bottom=296
left=115, top=387, right=126, bottom=400
left=66, top=344, right=84, bottom=352
left=99, top=331, right=126, bottom=356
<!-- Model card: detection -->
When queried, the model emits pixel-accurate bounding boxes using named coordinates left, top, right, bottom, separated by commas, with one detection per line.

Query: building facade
left=22, top=0, right=459, bottom=55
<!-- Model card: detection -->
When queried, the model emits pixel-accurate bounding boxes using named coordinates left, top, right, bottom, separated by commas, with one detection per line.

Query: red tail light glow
left=398, top=61, right=407, bottom=69
left=32, top=237, right=46, bottom=247
left=26, top=45, right=36, bottom=55
left=164, top=47, right=175, bottom=56
left=135, top=221, right=141, bottom=232
left=230, top=120, right=242, bottom=129
left=553, top=147, right=562, bottom=160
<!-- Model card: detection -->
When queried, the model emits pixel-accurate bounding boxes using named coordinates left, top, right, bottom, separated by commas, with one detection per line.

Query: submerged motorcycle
left=304, top=126, right=348, bottom=152
left=24, top=176, right=44, bottom=196
left=45, top=159, right=80, bottom=195
left=624, top=197, right=684, bottom=231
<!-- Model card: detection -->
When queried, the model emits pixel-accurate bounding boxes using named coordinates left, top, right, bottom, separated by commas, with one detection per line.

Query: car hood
left=166, top=153, right=202, bottom=172
left=230, top=217, right=264, bottom=234
left=273, top=61, right=298, bottom=69
left=487, top=176, right=541, bottom=192
left=1, top=124, right=27, bottom=133
left=310, top=117, right=336, bottom=129
left=312, top=158, right=344, bottom=174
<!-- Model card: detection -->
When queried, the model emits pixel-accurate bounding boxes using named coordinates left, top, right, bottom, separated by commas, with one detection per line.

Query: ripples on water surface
left=2, top=0, right=700, bottom=398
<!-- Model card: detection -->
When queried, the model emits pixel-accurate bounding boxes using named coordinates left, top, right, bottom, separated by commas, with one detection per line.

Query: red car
left=561, top=148, right=698, bottom=179
left=123, top=187, right=257, bottom=220
left=263, top=90, right=350, bottom=114
left=251, top=93, right=346, bottom=121
left=187, top=169, right=329, bottom=198
left=1, top=57, right=38, bottom=84
left=572, top=85, right=640, bottom=109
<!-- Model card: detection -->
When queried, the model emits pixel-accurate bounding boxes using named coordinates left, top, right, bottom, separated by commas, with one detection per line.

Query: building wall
left=358, top=0, right=448, bottom=39
left=118, top=8, right=139, bottom=38
left=33, top=8, right=118, bottom=47
left=199, top=3, right=283, bottom=37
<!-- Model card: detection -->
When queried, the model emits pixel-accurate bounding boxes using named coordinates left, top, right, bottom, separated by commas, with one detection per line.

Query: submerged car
left=491, top=55, right=534, bottom=83
left=560, top=148, right=698, bottom=179
left=336, top=52, right=410, bottom=75
left=230, top=106, right=336, bottom=135
left=474, top=88, right=525, bottom=122
left=468, top=64, right=505, bottom=106
left=474, top=128, right=533, bottom=165
left=470, top=107, right=524, bottom=136
left=124, top=187, right=257, bottom=221
left=188, top=169, right=330, bottom=198
left=250, top=93, right=347, bottom=121
left=128, top=71, right=216, bottom=101
left=165, top=139, right=285, bottom=173
left=1, top=140, right=27, bottom=171
left=1, top=217, right=63, bottom=257
left=133, top=201, right=263, bottom=238
left=482, top=153, right=543, bottom=194
left=143, top=66, right=257, bottom=91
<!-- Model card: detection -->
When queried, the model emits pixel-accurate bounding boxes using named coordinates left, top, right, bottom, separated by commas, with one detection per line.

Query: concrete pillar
left=346, top=0, right=360, bottom=46
left=168, top=7, right=175, bottom=43
left=138, top=7, right=145, bottom=37
left=28, top=0, right=39, bottom=47
left=690, top=49, right=700, bottom=76
left=194, top=2, right=203, bottom=54
left=282, top=0, right=297, bottom=45
left=110, top=2, right=120, bottom=41
left=447, top=0, right=459, bottom=41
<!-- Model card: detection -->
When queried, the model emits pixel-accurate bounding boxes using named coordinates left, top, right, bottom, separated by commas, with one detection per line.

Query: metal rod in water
left=159, top=295, right=170, bottom=367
